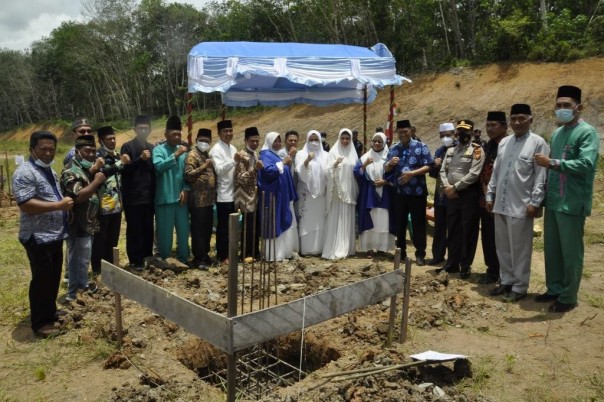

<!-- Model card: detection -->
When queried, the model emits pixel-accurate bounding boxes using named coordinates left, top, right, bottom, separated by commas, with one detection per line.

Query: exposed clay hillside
left=1, top=58, right=603, bottom=153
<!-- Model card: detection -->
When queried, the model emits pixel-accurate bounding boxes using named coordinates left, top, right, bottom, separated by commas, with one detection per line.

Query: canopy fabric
left=187, top=41, right=410, bottom=107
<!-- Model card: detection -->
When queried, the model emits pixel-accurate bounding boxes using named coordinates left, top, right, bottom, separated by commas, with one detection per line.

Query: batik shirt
left=97, top=147, right=124, bottom=215
left=385, top=139, right=433, bottom=196
left=13, top=159, right=68, bottom=244
left=234, top=148, right=259, bottom=213
left=185, top=147, right=216, bottom=208
left=60, top=158, right=101, bottom=237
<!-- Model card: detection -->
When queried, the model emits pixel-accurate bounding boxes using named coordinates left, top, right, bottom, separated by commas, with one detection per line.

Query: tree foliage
left=0, top=0, right=601, bottom=131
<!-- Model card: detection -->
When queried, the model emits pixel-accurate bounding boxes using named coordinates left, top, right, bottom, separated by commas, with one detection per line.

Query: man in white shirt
left=209, top=120, right=241, bottom=263
left=486, top=104, right=549, bottom=302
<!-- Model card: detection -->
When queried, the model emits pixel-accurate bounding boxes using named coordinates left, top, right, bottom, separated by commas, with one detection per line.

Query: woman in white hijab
left=354, top=132, right=396, bottom=257
left=295, top=130, right=329, bottom=255
left=257, top=132, right=298, bottom=261
left=322, top=128, right=359, bottom=259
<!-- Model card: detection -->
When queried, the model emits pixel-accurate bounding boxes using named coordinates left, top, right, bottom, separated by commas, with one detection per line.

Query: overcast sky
left=0, top=0, right=212, bottom=51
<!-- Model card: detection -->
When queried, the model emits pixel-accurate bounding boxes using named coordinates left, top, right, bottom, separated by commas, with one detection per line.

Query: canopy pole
left=387, top=86, right=395, bottom=145
left=186, top=93, right=193, bottom=146
left=363, top=85, right=367, bottom=151
left=221, top=103, right=226, bottom=121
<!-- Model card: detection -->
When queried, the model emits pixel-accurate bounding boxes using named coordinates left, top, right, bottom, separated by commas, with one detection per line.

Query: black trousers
left=392, top=194, right=427, bottom=259
left=23, top=239, right=63, bottom=331
left=241, top=210, right=260, bottom=259
left=91, top=213, right=122, bottom=273
left=124, top=203, right=154, bottom=266
left=431, top=204, right=448, bottom=261
left=480, top=207, right=500, bottom=277
left=190, top=205, right=213, bottom=263
left=446, top=187, right=480, bottom=269
left=216, top=202, right=235, bottom=260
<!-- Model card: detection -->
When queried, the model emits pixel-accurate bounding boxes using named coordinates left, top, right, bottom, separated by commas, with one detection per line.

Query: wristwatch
left=548, top=159, right=559, bottom=169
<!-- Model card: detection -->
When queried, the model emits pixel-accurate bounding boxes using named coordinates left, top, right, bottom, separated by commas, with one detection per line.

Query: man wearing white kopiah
left=354, top=132, right=395, bottom=257
left=322, top=128, right=359, bottom=260
left=486, top=103, right=549, bottom=302
left=209, top=120, right=240, bottom=264
left=295, top=130, right=329, bottom=256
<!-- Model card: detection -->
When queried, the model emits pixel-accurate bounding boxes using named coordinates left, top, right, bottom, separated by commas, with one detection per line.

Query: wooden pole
left=111, top=247, right=123, bottom=349
left=386, top=248, right=401, bottom=347
left=186, top=92, right=193, bottom=147
left=363, top=86, right=367, bottom=152
left=399, top=257, right=412, bottom=343
left=0, top=165, right=4, bottom=192
left=227, top=213, right=240, bottom=402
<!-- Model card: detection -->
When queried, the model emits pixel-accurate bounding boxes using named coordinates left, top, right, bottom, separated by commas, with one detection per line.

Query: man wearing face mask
left=61, top=134, right=107, bottom=302
left=64, top=118, right=96, bottom=167
left=153, top=116, right=191, bottom=264
left=185, top=128, right=217, bottom=269
left=439, top=120, right=485, bottom=278
left=120, top=116, right=155, bottom=270
left=90, top=126, right=131, bottom=276
left=13, top=131, right=74, bottom=337
left=234, top=127, right=263, bottom=262
left=534, top=85, right=600, bottom=313
left=476, top=112, right=508, bottom=284
left=427, top=122, right=456, bottom=265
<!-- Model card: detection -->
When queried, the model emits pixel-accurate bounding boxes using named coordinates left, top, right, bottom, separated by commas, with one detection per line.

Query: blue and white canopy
left=187, top=41, right=410, bottom=107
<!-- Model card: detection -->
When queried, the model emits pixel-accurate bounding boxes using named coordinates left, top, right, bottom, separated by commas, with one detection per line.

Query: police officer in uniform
left=438, top=120, right=485, bottom=278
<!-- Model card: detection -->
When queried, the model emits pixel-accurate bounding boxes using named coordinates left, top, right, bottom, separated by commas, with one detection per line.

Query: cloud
left=0, top=0, right=213, bottom=51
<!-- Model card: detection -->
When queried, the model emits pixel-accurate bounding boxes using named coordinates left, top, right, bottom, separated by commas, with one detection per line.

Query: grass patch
left=458, top=355, right=495, bottom=393
left=33, top=367, right=46, bottom=382
left=0, top=233, right=30, bottom=325
left=532, top=236, right=544, bottom=252
left=584, top=293, right=604, bottom=309
left=584, top=371, right=604, bottom=401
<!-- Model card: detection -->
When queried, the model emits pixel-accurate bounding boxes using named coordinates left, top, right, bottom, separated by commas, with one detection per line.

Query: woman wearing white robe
left=322, top=128, right=359, bottom=260
left=295, top=130, right=329, bottom=255
left=354, top=132, right=396, bottom=255
left=258, top=132, right=298, bottom=261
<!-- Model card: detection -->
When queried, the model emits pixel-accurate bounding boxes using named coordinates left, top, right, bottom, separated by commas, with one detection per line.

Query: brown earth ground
left=0, top=59, right=603, bottom=401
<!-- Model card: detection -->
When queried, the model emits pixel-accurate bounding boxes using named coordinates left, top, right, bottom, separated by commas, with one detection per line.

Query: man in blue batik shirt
left=385, top=119, right=433, bottom=265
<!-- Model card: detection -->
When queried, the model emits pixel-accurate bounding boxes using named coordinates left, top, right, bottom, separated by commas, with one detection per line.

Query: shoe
left=548, top=301, right=577, bottom=313
left=426, top=258, right=444, bottom=266
left=459, top=267, right=471, bottom=279
left=416, top=257, right=426, bottom=266
left=197, top=263, right=208, bottom=270
left=477, top=273, right=498, bottom=284
left=489, top=285, right=512, bottom=296
left=64, top=295, right=76, bottom=303
left=503, top=291, right=527, bottom=302
left=443, top=264, right=460, bottom=273
left=534, top=293, right=558, bottom=303
left=35, top=323, right=63, bottom=338
left=205, top=257, right=219, bottom=267
left=54, top=310, right=68, bottom=321
left=85, top=282, right=98, bottom=294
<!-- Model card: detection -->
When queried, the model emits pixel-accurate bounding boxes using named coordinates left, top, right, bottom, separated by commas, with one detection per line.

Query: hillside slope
left=1, top=58, right=603, bottom=152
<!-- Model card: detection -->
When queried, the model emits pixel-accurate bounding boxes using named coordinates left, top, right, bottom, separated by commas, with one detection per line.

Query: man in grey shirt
left=486, top=104, right=549, bottom=301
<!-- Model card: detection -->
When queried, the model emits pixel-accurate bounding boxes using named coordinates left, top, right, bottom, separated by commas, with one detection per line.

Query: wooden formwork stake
left=111, top=247, right=123, bottom=348
left=386, top=248, right=402, bottom=347
left=399, top=257, right=412, bottom=343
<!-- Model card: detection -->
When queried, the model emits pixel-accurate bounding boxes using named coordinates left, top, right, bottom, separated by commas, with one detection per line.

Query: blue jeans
left=66, top=235, right=92, bottom=298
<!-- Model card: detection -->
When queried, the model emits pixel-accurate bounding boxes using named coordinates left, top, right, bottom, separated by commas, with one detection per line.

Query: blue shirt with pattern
left=385, top=139, right=433, bottom=197
left=12, top=159, right=68, bottom=244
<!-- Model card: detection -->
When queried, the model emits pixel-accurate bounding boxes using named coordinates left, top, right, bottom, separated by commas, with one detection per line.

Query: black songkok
left=510, top=104, right=532, bottom=115
left=245, top=127, right=260, bottom=139
left=556, top=85, right=582, bottom=103
left=166, top=116, right=182, bottom=131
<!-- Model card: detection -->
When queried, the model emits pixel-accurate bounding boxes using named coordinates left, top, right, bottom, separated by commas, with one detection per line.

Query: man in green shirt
left=153, top=116, right=191, bottom=264
left=534, top=85, right=600, bottom=313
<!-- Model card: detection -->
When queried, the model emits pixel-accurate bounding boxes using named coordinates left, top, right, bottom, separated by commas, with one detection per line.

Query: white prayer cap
left=439, top=122, right=455, bottom=132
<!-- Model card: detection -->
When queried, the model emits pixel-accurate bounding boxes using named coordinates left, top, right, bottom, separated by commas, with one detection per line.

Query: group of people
left=14, top=84, right=599, bottom=338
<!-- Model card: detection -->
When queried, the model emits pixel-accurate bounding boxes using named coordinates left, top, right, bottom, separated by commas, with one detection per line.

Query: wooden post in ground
left=112, top=248, right=124, bottom=348
left=227, top=213, right=240, bottom=402
left=399, top=257, right=412, bottom=343
left=386, top=248, right=401, bottom=347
